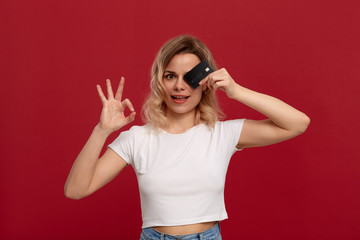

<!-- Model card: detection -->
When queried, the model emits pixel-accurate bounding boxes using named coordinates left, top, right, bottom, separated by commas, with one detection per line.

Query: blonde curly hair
left=141, top=35, right=224, bottom=129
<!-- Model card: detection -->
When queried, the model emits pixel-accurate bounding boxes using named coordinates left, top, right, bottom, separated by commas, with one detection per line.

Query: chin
left=166, top=106, right=197, bottom=116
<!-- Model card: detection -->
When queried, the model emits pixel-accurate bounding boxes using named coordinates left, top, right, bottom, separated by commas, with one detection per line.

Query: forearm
left=64, top=124, right=111, bottom=199
left=230, top=84, right=310, bottom=133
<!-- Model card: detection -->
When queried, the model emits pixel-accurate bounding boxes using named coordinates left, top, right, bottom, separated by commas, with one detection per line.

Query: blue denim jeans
left=140, top=222, right=222, bottom=240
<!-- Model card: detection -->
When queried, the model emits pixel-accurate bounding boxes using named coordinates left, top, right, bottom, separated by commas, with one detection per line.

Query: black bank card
left=184, top=60, right=214, bottom=89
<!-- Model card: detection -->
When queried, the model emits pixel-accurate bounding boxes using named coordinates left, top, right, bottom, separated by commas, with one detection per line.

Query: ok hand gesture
left=96, top=77, right=136, bottom=134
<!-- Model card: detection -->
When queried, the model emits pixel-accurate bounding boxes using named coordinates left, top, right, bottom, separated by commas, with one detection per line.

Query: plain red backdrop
left=1, top=0, right=359, bottom=239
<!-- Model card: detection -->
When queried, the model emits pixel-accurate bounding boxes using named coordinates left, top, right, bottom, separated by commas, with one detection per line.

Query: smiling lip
left=171, top=95, right=190, bottom=104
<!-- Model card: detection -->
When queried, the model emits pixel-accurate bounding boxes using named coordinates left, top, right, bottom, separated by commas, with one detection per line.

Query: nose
left=174, top=77, right=187, bottom=91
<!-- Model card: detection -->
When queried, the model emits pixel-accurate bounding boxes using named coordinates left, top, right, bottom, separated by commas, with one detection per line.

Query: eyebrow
left=164, top=70, right=176, bottom=74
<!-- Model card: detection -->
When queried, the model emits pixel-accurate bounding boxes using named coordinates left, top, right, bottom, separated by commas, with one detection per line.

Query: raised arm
left=200, top=68, right=310, bottom=149
left=64, top=77, right=136, bottom=199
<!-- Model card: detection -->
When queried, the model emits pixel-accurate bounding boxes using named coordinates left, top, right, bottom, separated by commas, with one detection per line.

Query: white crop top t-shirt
left=108, top=119, right=245, bottom=228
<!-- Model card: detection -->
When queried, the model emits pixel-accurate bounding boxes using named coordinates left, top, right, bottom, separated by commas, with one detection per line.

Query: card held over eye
left=184, top=60, right=214, bottom=89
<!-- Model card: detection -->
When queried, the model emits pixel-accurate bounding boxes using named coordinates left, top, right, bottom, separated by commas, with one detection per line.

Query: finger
left=96, top=85, right=107, bottom=104
left=115, top=77, right=125, bottom=101
left=207, top=76, right=213, bottom=91
left=106, top=79, right=114, bottom=99
left=121, top=98, right=135, bottom=112
left=199, top=76, right=208, bottom=86
left=206, top=72, right=228, bottom=90
left=199, top=71, right=216, bottom=85
left=126, top=111, right=136, bottom=123
left=212, top=79, right=229, bottom=92
left=212, top=81, right=222, bottom=91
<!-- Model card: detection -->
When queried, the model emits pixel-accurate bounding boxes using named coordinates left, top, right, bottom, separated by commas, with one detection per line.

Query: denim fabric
left=140, top=222, right=222, bottom=240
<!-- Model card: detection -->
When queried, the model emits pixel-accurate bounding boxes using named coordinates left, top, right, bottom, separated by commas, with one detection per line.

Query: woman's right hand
left=96, top=77, right=136, bottom=134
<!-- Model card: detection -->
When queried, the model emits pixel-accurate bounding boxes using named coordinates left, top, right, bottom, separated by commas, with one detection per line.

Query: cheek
left=162, top=82, right=172, bottom=93
left=192, top=89, right=203, bottom=102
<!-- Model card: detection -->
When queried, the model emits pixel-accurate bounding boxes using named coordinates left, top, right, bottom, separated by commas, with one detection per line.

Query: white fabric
left=108, top=119, right=245, bottom=228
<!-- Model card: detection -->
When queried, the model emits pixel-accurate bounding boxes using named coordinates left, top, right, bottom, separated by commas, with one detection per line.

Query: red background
left=1, top=0, right=359, bottom=239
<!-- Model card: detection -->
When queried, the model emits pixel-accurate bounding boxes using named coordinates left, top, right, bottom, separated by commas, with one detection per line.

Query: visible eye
left=164, top=74, right=176, bottom=80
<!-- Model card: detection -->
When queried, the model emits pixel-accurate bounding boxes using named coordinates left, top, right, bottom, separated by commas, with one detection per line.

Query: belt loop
left=161, top=233, right=164, bottom=240
left=199, top=232, right=203, bottom=240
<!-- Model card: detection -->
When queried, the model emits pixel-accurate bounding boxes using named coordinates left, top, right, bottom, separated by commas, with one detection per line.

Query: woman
left=64, top=35, right=310, bottom=239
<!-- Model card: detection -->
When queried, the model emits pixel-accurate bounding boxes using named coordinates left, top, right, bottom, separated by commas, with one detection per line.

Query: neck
left=164, top=109, right=197, bottom=134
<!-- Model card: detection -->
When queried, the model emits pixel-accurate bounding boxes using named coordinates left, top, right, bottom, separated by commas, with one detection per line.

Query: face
left=162, top=53, right=205, bottom=119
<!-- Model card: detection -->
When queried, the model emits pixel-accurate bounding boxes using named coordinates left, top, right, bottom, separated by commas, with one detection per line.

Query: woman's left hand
left=199, top=68, right=238, bottom=99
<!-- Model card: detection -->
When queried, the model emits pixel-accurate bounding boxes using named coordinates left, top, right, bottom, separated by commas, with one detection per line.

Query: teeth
left=173, top=96, right=187, bottom=99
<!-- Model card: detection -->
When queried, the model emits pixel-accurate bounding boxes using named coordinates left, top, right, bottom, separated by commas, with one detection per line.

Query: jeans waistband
left=140, top=222, right=221, bottom=240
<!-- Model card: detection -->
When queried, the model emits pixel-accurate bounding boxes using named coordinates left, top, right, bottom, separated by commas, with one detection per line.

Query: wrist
left=227, top=83, right=243, bottom=100
left=94, top=124, right=113, bottom=138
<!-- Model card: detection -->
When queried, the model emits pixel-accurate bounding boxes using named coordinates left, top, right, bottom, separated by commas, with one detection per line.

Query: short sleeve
left=108, top=129, right=134, bottom=165
left=221, top=119, right=245, bottom=152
